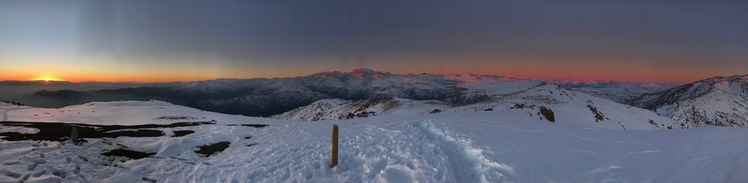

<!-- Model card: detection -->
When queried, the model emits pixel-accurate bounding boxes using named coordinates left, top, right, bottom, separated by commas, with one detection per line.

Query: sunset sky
left=1, top=0, right=747, bottom=83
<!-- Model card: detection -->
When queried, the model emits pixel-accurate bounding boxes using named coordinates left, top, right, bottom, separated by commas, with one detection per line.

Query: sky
left=0, top=0, right=746, bottom=84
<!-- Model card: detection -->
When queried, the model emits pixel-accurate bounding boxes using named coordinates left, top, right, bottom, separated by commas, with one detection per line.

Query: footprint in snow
left=0, top=170, right=22, bottom=179
left=379, top=166, right=414, bottom=183
left=31, top=159, right=46, bottom=164
left=2, top=161, right=20, bottom=165
left=51, top=169, right=67, bottom=178
left=32, top=170, right=47, bottom=178
left=27, top=163, right=38, bottom=171
left=303, top=167, right=313, bottom=180
left=366, top=158, right=387, bottom=179
left=142, top=177, right=157, bottom=183
left=20, top=174, right=31, bottom=182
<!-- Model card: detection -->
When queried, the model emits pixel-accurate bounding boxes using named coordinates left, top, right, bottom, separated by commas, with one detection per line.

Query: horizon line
left=4, top=68, right=741, bottom=85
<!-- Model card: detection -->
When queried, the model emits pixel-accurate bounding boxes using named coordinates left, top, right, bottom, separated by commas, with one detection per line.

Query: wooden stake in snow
left=70, top=126, right=79, bottom=143
left=330, top=124, right=339, bottom=168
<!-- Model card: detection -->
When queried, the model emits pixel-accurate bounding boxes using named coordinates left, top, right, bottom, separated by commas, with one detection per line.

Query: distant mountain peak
left=349, top=68, right=376, bottom=74
left=348, top=68, right=390, bottom=79
left=703, top=74, right=748, bottom=83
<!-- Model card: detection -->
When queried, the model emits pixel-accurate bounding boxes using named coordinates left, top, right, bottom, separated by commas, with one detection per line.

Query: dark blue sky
left=1, top=0, right=747, bottom=83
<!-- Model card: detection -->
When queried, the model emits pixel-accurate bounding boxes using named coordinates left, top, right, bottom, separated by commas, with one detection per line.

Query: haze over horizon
left=1, top=67, right=745, bottom=86
left=2, top=0, right=747, bottom=84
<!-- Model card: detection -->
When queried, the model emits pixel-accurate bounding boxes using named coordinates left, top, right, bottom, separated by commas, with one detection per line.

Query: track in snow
left=1, top=108, right=24, bottom=122
left=415, top=120, right=513, bottom=182
left=1, top=109, right=7, bottom=121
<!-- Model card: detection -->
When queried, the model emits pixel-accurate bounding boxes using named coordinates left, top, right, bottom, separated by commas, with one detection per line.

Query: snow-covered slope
left=0, top=102, right=18, bottom=108
left=0, top=102, right=31, bottom=122
left=473, top=84, right=680, bottom=130
left=276, top=84, right=679, bottom=130
left=631, top=75, right=748, bottom=128
left=274, top=98, right=452, bottom=121
left=1, top=101, right=747, bottom=182
left=445, top=74, right=543, bottom=97
left=3, top=100, right=259, bottom=125
left=558, top=81, right=673, bottom=103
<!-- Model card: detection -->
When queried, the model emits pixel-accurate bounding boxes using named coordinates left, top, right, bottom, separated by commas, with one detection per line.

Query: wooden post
left=70, top=126, right=79, bottom=143
left=330, top=124, right=339, bottom=168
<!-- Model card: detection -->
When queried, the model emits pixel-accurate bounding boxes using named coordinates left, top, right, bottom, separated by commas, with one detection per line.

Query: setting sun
left=32, top=74, right=62, bottom=82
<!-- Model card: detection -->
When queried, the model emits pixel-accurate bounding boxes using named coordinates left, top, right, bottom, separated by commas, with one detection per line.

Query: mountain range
left=19, top=69, right=519, bottom=116
left=8, top=69, right=748, bottom=129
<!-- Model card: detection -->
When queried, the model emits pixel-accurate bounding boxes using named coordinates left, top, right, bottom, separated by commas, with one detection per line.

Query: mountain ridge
left=26, top=69, right=497, bottom=116
left=630, top=74, right=748, bottom=127
left=275, top=83, right=680, bottom=130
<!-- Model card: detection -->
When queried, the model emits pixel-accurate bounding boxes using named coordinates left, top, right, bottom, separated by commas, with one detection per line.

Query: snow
left=277, top=83, right=679, bottom=130
left=0, top=102, right=18, bottom=108
left=2, top=101, right=747, bottom=182
left=667, top=90, right=748, bottom=127
left=446, top=74, right=543, bottom=96
left=274, top=98, right=450, bottom=121
left=656, top=104, right=676, bottom=117
left=0, top=126, right=39, bottom=134
left=639, top=75, right=748, bottom=128
left=4, top=100, right=253, bottom=125
left=0, top=102, right=31, bottom=122
left=417, top=112, right=748, bottom=182
left=682, top=82, right=712, bottom=100
left=558, top=81, right=673, bottom=103
left=713, top=77, right=748, bottom=96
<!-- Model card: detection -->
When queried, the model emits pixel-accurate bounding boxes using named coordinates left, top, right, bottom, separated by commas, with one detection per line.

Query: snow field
left=1, top=101, right=748, bottom=182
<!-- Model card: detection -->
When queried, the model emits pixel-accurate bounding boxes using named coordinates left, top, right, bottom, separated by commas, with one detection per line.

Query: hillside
left=631, top=75, right=748, bottom=128
left=276, top=83, right=680, bottom=130
left=558, top=81, right=673, bottom=103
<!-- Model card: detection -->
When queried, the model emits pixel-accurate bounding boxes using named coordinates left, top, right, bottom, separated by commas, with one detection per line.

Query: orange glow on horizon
left=0, top=56, right=731, bottom=84
left=0, top=68, right=701, bottom=84
left=1, top=70, right=276, bottom=83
